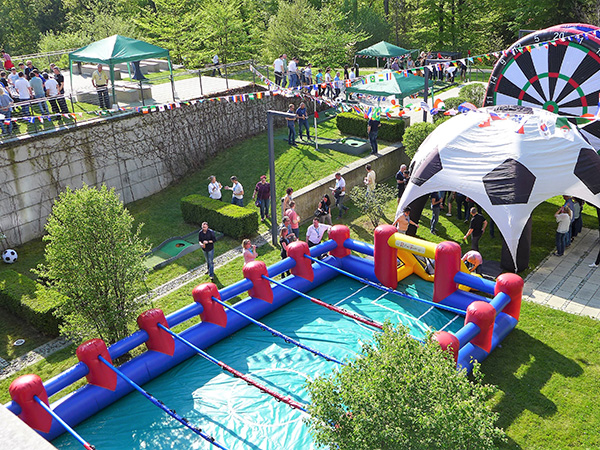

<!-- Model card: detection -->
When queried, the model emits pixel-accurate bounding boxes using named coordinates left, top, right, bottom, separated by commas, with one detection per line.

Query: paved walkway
left=522, top=227, right=600, bottom=318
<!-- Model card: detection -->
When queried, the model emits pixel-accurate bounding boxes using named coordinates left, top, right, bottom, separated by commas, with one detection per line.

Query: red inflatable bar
left=433, top=241, right=461, bottom=303
left=243, top=260, right=273, bottom=303
left=373, top=225, right=398, bottom=289
left=433, top=331, right=460, bottom=363
left=287, top=241, right=314, bottom=282
left=192, top=283, right=227, bottom=327
left=465, top=301, right=496, bottom=353
left=328, top=225, right=351, bottom=258
left=495, top=273, right=524, bottom=320
left=9, top=374, right=52, bottom=433
left=76, top=339, right=117, bottom=391
left=137, top=309, right=175, bottom=356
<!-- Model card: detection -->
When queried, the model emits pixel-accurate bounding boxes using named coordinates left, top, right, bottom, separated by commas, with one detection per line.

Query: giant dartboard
left=484, top=23, right=600, bottom=150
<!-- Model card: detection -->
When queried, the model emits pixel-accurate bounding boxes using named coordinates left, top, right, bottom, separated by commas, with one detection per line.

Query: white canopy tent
left=398, top=106, right=600, bottom=266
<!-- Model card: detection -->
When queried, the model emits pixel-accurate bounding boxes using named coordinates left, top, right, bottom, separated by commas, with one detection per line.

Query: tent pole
left=167, top=53, right=175, bottom=102
left=423, top=66, right=429, bottom=123
left=69, top=57, right=73, bottom=104
left=314, top=97, right=318, bottom=151
left=110, top=63, right=116, bottom=109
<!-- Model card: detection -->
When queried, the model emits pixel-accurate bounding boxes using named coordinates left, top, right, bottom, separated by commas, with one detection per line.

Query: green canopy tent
left=68, top=35, right=174, bottom=107
left=355, top=41, right=418, bottom=68
left=346, top=71, right=425, bottom=104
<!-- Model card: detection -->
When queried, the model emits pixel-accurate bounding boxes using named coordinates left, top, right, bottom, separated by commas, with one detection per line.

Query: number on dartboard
left=554, top=32, right=565, bottom=40
left=534, top=35, right=540, bottom=43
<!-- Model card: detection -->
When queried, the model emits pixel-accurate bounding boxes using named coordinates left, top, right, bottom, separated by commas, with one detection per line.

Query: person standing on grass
left=330, top=172, right=349, bottom=219
left=212, top=54, right=222, bottom=77
left=242, top=239, right=257, bottom=265
left=430, top=191, right=442, bottom=235
left=296, top=102, right=310, bottom=141
left=281, top=187, right=293, bottom=219
left=14, top=71, right=32, bottom=117
left=364, top=164, right=376, bottom=193
left=396, top=164, right=407, bottom=204
left=52, top=67, right=69, bottom=114
left=463, top=207, right=487, bottom=251
left=316, top=194, right=332, bottom=225
left=208, top=175, right=222, bottom=201
left=306, top=217, right=331, bottom=259
left=286, top=103, right=297, bottom=146
left=252, top=175, right=271, bottom=222
left=198, top=222, right=216, bottom=281
left=279, top=227, right=292, bottom=278
left=285, top=201, right=301, bottom=239
left=0, top=86, right=14, bottom=135
left=225, top=176, right=244, bottom=206
left=273, top=54, right=284, bottom=86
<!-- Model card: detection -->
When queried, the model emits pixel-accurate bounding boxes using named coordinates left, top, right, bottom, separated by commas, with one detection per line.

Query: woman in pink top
left=242, top=239, right=257, bottom=264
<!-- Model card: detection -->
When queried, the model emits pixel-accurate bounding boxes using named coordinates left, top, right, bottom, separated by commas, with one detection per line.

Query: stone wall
left=291, top=143, right=409, bottom=225
left=0, top=93, right=305, bottom=247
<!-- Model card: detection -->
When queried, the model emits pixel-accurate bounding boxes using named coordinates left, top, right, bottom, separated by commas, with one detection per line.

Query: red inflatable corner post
left=433, top=241, right=461, bottom=303
left=494, top=273, right=524, bottom=320
left=9, top=374, right=52, bottom=433
left=432, top=331, right=460, bottom=363
left=76, top=339, right=117, bottom=391
left=465, top=301, right=496, bottom=353
left=243, top=260, right=273, bottom=303
left=287, top=240, right=314, bottom=282
left=329, top=225, right=351, bottom=258
left=192, top=283, right=227, bottom=328
left=137, top=308, right=175, bottom=356
left=373, top=224, right=398, bottom=289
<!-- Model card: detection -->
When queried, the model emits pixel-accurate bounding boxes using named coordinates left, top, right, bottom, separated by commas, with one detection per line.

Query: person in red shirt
left=285, top=201, right=300, bottom=239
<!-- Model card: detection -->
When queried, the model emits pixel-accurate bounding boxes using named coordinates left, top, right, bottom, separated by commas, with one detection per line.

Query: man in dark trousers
left=463, top=207, right=487, bottom=251
left=198, top=221, right=217, bottom=281
left=367, top=116, right=380, bottom=155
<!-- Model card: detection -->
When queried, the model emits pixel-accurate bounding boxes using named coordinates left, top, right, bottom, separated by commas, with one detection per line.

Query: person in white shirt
left=288, top=57, right=299, bottom=88
left=554, top=206, right=571, bottom=257
left=14, top=72, right=32, bottom=117
left=329, top=172, right=349, bottom=219
left=273, top=55, right=284, bottom=86
left=42, top=73, right=60, bottom=114
left=208, top=175, right=222, bottom=200
left=306, top=217, right=331, bottom=259
left=349, top=68, right=356, bottom=81
left=212, top=54, right=222, bottom=77
left=225, top=175, right=244, bottom=206
left=281, top=54, right=288, bottom=87
left=364, top=164, right=376, bottom=192
left=304, top=64, right=312, bottom=84
left=324, top=68, right=333, bottom=97
left=7, top=67, right=19, bottom=86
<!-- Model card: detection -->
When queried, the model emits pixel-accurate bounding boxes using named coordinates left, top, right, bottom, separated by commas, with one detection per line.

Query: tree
left=306, top=324, right=506, bottom=450
left=36, top=184, right=149, bottom=345
left=349, top=184, right=396, bottom=227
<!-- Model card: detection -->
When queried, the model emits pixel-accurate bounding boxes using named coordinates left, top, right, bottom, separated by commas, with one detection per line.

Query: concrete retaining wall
left=290, top=143, right=409, bottom=225
left=0, top=92, right=301, bottom=247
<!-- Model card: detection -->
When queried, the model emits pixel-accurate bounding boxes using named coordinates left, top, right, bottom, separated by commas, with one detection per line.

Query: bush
left=0, top=271, right=65, bottom=336
left=181, top=195, right=258, bottom=239
left=459, top=83, right=487, bottom=107
left=443, top=96, right=464, bottom=111
left=402, top=122, right=436, bottom=160
left=336, top=112, right=406, bottom=142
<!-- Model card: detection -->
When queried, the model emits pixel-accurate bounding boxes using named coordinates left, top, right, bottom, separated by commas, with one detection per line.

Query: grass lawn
left=121, top=68, right=193, bottom=85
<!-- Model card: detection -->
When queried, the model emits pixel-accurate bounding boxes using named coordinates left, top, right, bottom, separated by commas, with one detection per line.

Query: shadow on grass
left=482, top=328, right=583, bottom=449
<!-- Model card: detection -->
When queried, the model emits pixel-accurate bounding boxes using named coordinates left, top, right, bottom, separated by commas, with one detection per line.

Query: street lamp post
left=267, top=109, right=297, bottom=246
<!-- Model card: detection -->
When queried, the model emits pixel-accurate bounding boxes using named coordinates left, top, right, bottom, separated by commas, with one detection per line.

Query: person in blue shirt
left=296, top=102, right=310, bottom=141
left=0, top=86, right=13, bottom=135
left=315, top=69, right=324, bottom=96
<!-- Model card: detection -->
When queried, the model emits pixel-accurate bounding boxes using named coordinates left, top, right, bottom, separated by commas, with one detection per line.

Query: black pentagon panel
left=410, top=147, right=443, bottom=187
left=574, top=148, right=600, bottom=194
left=483, top=158, right=536, bottom=205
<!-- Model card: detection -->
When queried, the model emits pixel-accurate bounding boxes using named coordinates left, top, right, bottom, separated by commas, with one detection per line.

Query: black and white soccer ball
left=2, top=249, right=18, bottom=264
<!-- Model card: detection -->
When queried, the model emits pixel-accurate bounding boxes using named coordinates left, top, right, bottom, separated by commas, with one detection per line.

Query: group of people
left=285, top=102, right=311, bottom=145
left=0, top=51, right=70, bottom=134
left=554, top=195, right=585, bottom=257
left=273, top=54, right=359, bottom=98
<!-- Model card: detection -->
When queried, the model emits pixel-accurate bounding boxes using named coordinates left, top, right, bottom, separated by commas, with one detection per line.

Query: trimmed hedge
left=336, top=112, right=406, bottom=142
left=181, top=195, right=259, bottom=239
left=0, top=270, right=65, bottom=336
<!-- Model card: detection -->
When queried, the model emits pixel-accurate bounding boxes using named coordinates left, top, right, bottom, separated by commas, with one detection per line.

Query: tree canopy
left=3, top=0, right=600, bottom=66
left=306, top=324, right=506, bottom=450
left=36, top=184, right=149, bottom=345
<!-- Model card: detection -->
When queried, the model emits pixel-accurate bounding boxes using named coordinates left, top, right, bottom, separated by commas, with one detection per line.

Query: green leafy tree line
left=4, top=0, right=600, bottom=67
